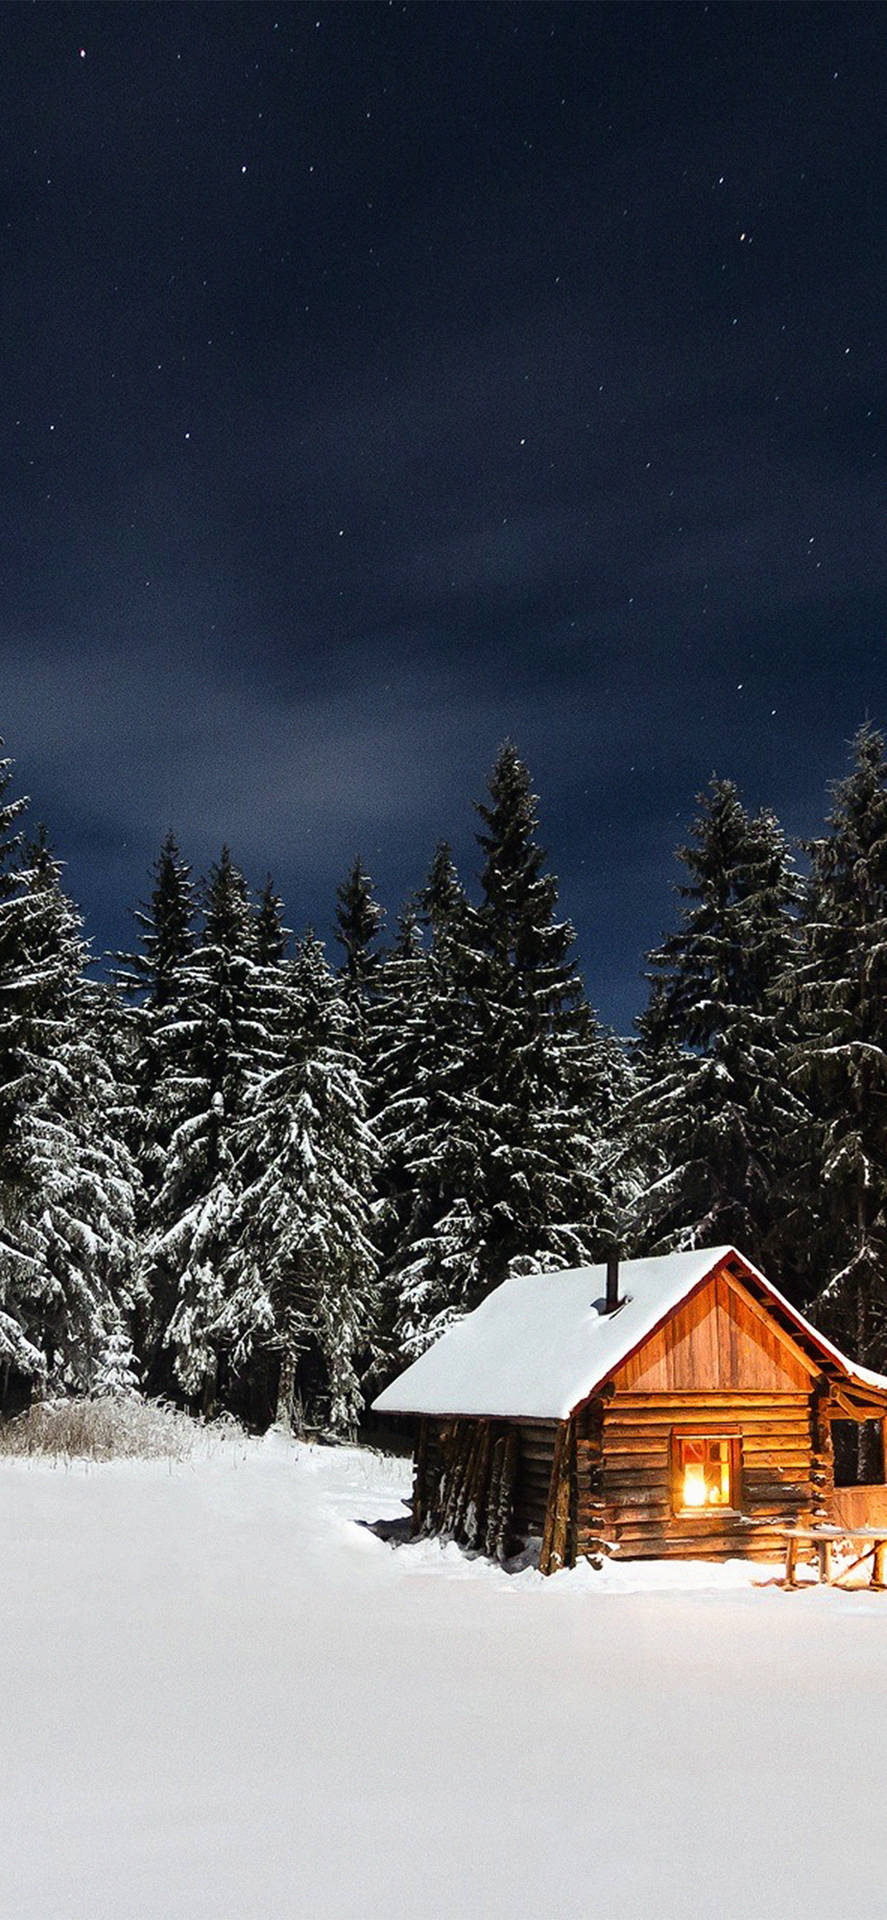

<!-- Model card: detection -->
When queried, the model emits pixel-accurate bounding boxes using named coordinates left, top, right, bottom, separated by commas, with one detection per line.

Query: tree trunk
left=276, top=1343, right=298, bottom=1430
left=201, top=1355, right=217, bottom=1420
left=412, top=1419, right=429, bottom=1535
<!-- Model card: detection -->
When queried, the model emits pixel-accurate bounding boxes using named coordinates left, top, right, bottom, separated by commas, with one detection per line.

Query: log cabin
left=371, top=1246, right=887, bottom=1572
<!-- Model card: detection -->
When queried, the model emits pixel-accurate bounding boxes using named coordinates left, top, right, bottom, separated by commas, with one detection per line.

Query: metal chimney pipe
left=605, top=1250, right=621, bottom=1314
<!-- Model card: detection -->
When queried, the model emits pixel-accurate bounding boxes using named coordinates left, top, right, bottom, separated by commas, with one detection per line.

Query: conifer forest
left=2, top=723, right=887, bottom=1434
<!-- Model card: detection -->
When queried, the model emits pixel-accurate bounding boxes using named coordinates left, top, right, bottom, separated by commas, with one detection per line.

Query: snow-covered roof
left=372, top=1246, right=887, bottom=1421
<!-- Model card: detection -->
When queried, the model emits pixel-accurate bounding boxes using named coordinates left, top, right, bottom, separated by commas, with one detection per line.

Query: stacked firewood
left=413, top=1418, right=518, bottom=1561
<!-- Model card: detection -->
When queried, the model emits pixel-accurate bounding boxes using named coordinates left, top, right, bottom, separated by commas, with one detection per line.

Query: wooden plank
left=673, top=1280, right=719, bottom=1391
left=600, top=1473, right=673, bottom=1492
left=717, top=1269, right=820, bottom=1383
left=568, top=1415, right=580, bottom=1568
left=601, top=1474, right=672, bottom=1495
left=547, top=1420, right=574, bottom=1576
left=605, top=1410, right=809, bottom=1430
left=675, top=1283, right=719, bottom=1391
left=595, top=1489, right=671, bottom=1520
left=610, top=1529, right=748, bottom=1552
left=601, top=1459, right=672, bottom=1477
left=829, top=1485, right=887, bottom=1529
left=742, top=1450, right=811, bottom=1467
left=609, top=1265, right=813, bottom=1396
left=744, top=1468, right=812, bottom=1482
left=538, top=1421, right=567, bottom=1575
left=599, top=1517, right=798, bottom=1554
left=746, top=1482, right=811, bottom=1498
left=606, top=1413, right=806, bottom=1428
left=607, top=1391, right=810, bottom=1410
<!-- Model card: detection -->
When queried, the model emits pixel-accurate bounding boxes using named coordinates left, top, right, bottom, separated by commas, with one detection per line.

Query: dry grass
left=0, top=1395, right=246, bottom=1463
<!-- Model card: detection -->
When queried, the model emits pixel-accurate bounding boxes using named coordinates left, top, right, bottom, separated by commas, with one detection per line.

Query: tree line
left=1, top=726, right=886, bottom=1432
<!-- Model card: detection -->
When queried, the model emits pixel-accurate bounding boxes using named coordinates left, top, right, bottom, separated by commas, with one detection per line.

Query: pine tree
left=796, top=726, right=887, bottom=1375
left=93, top=1321, right=141, bottom=1397
left=385, top=843, right=487, bottom=1350
left=0, top=757, right=56, bottom=1391
left=142, top=848, right=268, bottom=1407
left=0, top=830, right=140, bottom=1394
left=371, top=902, right=429, bottom=1294
left=625, top=777, right=804, bottom=1265
left=335, top=856, right=384, bottom=1027
left=219, top=935, right=380, bottom=1434
left=114, top=835, right=198, bottom=1252
left=117, top=831, right=195, bottom=1007
left=254, top=875, right=289, bottom=964
left=0, top=755, right=33, bottom=1191
left=389, top=754, right=616, bottom=1353
left=470, top=743, right=615, bottom=1278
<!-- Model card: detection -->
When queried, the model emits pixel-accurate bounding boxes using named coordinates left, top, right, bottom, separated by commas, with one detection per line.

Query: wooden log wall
left=412, top=1391, right=823, bottom=1569
left=811, top=1379, right=835, bottom=1522
left=572, top=1390, right=817, bottom=1561
left=538, top=1404, right=606, bottom=1574
left=539, top=1420, right=571, bottom=1576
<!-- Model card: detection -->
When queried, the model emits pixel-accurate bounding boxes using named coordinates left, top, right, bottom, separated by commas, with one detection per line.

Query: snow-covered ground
left=4, top=1434, right=887, bottom=1920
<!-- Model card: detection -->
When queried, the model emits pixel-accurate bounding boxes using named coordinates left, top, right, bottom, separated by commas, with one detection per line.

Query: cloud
left=1, top=618, right=621, bottom=873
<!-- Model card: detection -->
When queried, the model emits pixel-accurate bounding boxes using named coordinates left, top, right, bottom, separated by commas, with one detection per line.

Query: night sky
left=2, top=3, right=886, bottom=1029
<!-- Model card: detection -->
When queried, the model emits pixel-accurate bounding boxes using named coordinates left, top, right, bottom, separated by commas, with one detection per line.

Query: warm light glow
left=679, top=1437, right=732, bottom=1509
left=682, top=1463, right=708, bottom=1506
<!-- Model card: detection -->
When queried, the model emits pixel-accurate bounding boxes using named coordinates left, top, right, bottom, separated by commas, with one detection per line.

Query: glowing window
left=677, top=1435, right=733, bottom=1510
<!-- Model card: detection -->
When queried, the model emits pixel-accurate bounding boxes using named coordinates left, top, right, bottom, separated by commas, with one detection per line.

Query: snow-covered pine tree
left=624, top=777, right=804, bottom=1267
left=142, top=847, right=268, bottom=1409
left=219, top=933, right=380, bottom=1435
left=254, top=874, right=289, bottom=965
left=385, top=842, right=488, bottom=1351
left=390, top=754, right=617, bottom=1354
left=0, top=754, right=54, bottom=1395
left=113, top=834, right=198, bottom=1252
left=0, top=828, right=140, bottom=1394
left=335, top=855, right=384, bottom=1040
left=0, top=749, right=36, bottom=1195
left=470, top=742, right=616, bottom=1277
left=93, top=1319, right=141, bottom=1397
left=369, top=902, right=429, bottom=1314
left=794, top=726, right=887, bottom=1375
left=117, top=831, right=195, bottom=1007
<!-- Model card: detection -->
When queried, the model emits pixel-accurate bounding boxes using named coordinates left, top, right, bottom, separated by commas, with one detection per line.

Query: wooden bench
left=784, top=1526, right=887, bottom=1589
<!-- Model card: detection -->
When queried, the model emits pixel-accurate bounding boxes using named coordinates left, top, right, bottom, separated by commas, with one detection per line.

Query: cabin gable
left=608, top=1262, right=815, bottom=1396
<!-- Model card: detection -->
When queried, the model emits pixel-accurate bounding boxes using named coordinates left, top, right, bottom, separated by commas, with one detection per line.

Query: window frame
left=670, top=1427, right=742, bottom=1518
